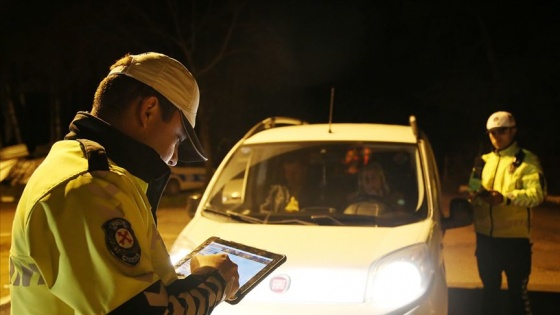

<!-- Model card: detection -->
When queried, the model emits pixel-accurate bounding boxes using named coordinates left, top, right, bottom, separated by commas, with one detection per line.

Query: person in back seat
left=345, top=162, right=405, bottom=215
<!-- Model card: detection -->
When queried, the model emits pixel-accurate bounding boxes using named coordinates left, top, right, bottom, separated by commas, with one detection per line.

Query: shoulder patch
left=103, top=218, right=141, bottom=266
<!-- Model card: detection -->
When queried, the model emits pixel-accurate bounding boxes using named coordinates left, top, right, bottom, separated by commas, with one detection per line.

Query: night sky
left=1, top=0, right=559, bottom=192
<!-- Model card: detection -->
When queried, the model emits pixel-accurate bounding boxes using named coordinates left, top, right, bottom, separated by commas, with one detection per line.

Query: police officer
left=9, top=52, right=239, bottom=314
left=470, top=111, right=547, bottom=315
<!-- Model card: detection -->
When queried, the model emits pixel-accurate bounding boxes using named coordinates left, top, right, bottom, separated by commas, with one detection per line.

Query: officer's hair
left=92, top=55, right=176, bottom=122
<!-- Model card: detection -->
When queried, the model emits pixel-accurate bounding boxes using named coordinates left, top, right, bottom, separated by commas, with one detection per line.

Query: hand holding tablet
left=190, top=253, right=240, bottom=300
left=174, top=237, right=287, bottom=304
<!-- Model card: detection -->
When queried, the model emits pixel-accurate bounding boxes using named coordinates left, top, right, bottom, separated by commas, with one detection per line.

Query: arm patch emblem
left=103, top=218, right=141, bottom=266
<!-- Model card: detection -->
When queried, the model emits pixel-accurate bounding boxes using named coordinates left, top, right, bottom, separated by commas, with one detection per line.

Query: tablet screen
left=174, top=237, right=286, bottom=304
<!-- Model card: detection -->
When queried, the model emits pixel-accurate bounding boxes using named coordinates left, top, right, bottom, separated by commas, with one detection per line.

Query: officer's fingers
left=190, top=255, right=201, bottom=271
left=189, top=254, right=222, bottom=271
left=217, top=256, right=239, bottom=283
left=190, top=253, right=233, bottom=270
left=203, top=254, right=240, bottom=298
left=224, top=274, right=240, bottom=300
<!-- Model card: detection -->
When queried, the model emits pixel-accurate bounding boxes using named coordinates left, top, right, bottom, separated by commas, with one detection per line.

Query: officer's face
left=143, top=103, right=186, bottom=166
left=488, top=127, right=516, bottom=150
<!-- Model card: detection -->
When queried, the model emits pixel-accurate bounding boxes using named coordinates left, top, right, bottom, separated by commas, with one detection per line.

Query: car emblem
left=270, top=275, right=290, bottom=293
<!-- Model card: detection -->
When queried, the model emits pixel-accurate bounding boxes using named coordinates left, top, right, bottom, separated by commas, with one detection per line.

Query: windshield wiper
left=225, top=210, right=266, bottom=224
left=202, top=207, right=319, bottom=225
left=309, top=215, right=344, bottom=226
left=223, top=210, right=320, bottom=225
left=202, top=207, right=263, bottom=224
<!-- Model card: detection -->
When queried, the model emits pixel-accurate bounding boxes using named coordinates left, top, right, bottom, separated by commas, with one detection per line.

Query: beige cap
left=486, top=111, right=516, bottom=130
left=108, top=52, right=207, bottom=162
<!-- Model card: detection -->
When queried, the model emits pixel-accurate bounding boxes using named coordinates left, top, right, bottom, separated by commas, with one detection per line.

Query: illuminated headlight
left=365, top=243, right=434, bottom=314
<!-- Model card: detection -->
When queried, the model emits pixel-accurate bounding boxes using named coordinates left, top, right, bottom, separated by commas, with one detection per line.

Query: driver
left=260, top=154, right=317, bottom=213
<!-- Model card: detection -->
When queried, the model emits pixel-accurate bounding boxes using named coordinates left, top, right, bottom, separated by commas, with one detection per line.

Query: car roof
left=243, top=123, right=418, bottom=145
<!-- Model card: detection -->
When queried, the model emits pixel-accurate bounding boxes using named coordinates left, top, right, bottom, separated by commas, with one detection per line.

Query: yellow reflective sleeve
left=27, top=169, right=173, bottom=313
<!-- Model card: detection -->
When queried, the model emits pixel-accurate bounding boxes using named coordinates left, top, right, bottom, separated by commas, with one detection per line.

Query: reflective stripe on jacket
left=472, top=142, right=547, bottom=238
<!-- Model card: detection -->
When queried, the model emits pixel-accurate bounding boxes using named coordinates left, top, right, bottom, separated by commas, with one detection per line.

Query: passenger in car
left=344, top=162, right=406, bottom=215
left=260, top=154, right=317, bottom=213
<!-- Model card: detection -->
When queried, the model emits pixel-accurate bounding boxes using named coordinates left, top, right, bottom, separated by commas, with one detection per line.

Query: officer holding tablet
left=469, top=111, right=547, bottom=315
left=9, top=52, right=239, bottom=314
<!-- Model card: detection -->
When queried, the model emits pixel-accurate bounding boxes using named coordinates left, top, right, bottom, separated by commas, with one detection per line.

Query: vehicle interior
left=204, top=142, right=428, bottom=226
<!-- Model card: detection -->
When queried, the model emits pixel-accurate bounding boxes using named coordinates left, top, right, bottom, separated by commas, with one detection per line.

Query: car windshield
left=203, top=142, right=427, bottom=227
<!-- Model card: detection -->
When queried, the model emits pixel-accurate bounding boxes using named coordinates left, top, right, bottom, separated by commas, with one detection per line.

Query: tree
left=1, top=0, right=253, bottom=168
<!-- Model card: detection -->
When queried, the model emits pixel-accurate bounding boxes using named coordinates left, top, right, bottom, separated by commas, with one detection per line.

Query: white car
left=170, top=117, right=471, bottom=315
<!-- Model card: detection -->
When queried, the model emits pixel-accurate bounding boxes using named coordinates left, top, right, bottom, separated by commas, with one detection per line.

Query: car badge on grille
left=270, top=275, right=290, bottom=293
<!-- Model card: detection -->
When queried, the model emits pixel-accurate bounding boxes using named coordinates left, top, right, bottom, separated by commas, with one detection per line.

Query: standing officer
left=9, top=52, right=239, bottom=314
left=470, top=111, right=547, bottom=315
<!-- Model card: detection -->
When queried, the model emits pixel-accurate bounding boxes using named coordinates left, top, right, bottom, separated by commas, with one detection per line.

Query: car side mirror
left=442, top=197, right=473, bottom=230
left=186, top=193, right=202, bottom=218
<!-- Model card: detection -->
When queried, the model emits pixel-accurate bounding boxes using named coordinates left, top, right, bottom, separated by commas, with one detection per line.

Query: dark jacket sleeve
left=109, top=267, right=227, bottom=315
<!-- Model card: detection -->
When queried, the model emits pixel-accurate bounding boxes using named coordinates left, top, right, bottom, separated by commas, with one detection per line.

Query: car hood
left=171, top=216, right=434, bottom=304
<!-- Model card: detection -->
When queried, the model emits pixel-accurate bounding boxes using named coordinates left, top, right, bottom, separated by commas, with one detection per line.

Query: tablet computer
left=174, top=236, right=287, bottom=304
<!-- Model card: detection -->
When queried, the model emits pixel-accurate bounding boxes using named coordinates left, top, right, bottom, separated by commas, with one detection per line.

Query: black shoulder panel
left=76, top=139, right=110, bottom=172
left=513, top=149, right=525, bottom=168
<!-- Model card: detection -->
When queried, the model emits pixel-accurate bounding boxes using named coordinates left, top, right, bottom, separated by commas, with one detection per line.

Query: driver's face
left=361, top=170, right=383, bottom=195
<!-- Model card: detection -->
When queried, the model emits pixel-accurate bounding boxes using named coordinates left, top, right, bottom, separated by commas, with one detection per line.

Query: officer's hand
left=477, top=190, right=504, bottom=206
left=190, top=254, right=240, bottom=299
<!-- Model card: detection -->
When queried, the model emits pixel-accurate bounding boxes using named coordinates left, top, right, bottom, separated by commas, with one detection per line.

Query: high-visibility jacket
left=10, top=112, right=226, bottom=314
left=472, top=142, right=547, bottom=238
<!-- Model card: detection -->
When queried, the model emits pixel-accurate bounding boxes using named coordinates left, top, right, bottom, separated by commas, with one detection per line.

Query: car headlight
left=365, top=243, right=434, bottom=314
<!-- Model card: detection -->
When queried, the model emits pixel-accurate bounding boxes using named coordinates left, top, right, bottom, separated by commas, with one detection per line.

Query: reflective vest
left=11, top=112, right=227, bottom=314
left=472, top=142, right=547, bottom=238
left=10, top=139, right=177, bottom=314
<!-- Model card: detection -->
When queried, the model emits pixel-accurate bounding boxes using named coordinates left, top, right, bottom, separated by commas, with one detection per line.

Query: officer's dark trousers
left=475, top=233, right=532, bottom=315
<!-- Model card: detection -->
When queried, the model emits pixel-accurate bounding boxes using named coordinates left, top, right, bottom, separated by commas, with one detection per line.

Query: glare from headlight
left=169, top=248, right=190, bottom=265
left=371, top=262, right=422, bottom=305
left=366, top=243, right=434, bottom=314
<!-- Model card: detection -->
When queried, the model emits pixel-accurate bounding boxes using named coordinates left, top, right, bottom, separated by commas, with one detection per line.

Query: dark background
left=1, top=0, right=558, bottom=193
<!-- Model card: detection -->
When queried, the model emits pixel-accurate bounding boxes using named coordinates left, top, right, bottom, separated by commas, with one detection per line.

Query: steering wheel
left=343, top=196, right=394, bottom=216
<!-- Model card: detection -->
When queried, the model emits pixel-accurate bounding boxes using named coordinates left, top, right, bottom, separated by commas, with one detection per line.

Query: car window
left=204, top=142, right=427, bottom=226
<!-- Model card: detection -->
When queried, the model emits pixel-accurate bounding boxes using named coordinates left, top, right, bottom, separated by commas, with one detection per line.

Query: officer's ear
left=137, top=96, right=159, bottom=127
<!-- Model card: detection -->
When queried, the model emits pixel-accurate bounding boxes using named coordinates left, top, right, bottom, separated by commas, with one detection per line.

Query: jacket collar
left=65, top=111, right=171, bottom=221
left=494, top=141, right=519, bottom=156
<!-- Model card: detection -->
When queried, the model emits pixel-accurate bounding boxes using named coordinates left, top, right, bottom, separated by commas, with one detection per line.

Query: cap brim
left=179, top=114, right=208, bottom=163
